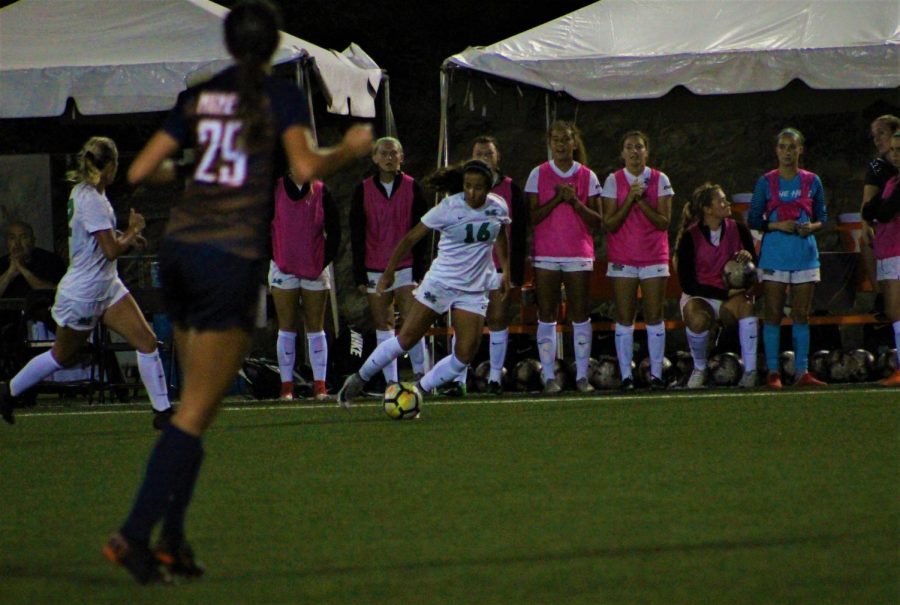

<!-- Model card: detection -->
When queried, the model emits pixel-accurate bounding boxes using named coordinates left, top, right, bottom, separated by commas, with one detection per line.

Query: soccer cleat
left=102, top=532, right=171, bottom=585
left=648, top=376, right=666, bottom=391
left=0, top=381, right=15, bottom=425
left=442, top=381, right=467, bottom=397
left=337, top=372, right=365, bottom=409
left=766, top=371, right=783, bottom=390
left=620, top=377, right=635, bottom=392
left=686, top=368, right=707, bottom=389
left=152, top=407, right=174, bottom=430
left=574, top=377, right=594, bottom=393
left=738, top=370, right=758, bottom=388
left=879, top=369, right=900, bottom=387
left=794, top=372, right=827, bottom=387
left=543, top=378, right=562, bottom=394
left=312, top=380, right=330, bottom=401
left=484, top=380, right=503, bottom=395
left=279, top=381, right=294, bottom=401
left=154, top=535, right=205, bottom=578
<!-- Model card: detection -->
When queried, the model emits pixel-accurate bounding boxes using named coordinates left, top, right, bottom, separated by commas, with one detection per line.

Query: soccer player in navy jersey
left=101, top=0, right=372, bottom=584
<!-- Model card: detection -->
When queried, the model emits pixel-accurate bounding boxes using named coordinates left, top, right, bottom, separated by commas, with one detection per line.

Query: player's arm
left=127, top=131, right=181, bottom=186
left=494, top=226, right=512, bottom=299
left=281, top=124, right=372, bottom=184
left=569, top=194, right=603, bottom=228
left=635, top=194, right=671, bottom=230
left=527, top=191, right=566, bottom=227
left=376, top=222, right=431, bottom=295
left=95, top=209, right=146, bottom=261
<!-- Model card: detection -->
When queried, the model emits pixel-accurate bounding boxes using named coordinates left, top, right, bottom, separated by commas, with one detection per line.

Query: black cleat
left=154, top=535, right=205, bottom=578
left=152, top=407, right=174, bottom=430
left=620, top=377, right=635, bottom=392
left=484, top=380, right=503, bottom=395
left=0, top=381, right=15, bottom=425
left=648, top=376, right=667, bottom=391
left=103, top=532, right=171, bottom=585
left=442, top=381, right=467, bottom=397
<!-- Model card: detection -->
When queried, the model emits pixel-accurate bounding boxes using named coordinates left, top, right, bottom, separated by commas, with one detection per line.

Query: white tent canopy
left=444, top=0, right=900, bottom=101
left=0, top=0, right=383, bottom=118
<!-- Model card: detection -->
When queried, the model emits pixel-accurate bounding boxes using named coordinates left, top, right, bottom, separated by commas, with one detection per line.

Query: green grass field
left=0, top=387, right=897, bottom=605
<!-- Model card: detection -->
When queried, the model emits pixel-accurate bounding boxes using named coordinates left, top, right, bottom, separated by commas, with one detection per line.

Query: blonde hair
left=674, top=182, right=723, bottom=255
left=66, top=136, right=118, bottom=186
left=373, top=136, right=403, bottom=154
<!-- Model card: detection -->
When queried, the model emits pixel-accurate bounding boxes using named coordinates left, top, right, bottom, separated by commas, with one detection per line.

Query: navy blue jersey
left=162, top=67, right=310, bottom=259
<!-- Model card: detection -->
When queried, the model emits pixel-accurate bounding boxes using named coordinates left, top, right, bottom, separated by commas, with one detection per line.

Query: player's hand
left=796, top=222, right=813, bottom=237
left=344, top=124, right=374, bottom=158
left=770, top=219, right=796, bottom=234
left=133, top=234, right=148, bottom=250
left=556, top=184, right=576, bottom=204
left=376, top=271, right=394, bottom=295
left=627, top=180, right=645, bottom=204
left=733, top=250, right=753, bottom=264
left=128, top=208, right=146, bottom=233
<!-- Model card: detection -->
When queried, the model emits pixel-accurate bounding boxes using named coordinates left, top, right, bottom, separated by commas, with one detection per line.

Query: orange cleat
left=879, top=369, right=900, bottom=387
left=766, top=371, right=783, bottom=390
left=794, top=372, right=827, bottom=387
left=279, top=381, right=294, bottom=400
left=313, top=380, right=330, bottom=401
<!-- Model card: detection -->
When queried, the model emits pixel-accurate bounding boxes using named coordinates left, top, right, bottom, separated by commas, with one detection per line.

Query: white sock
left=360, top=336, right=405, bottom=382
left=647, top=322, right=666, bottom=379
left=421, top=353, right=467, bottom=392
left=686, top=328, right=709, bottom=370
left=488, top=328, right=509, bottom=383
left=276, top=330, right=297, bottom=383
left=376, top=329, right=399, bottom=383
left=136, top=350, right=171, bottom=412
left=739, top=317, right=759, bottom=372
left=573, top=319, right=592, bottom=380
left=10, top=350, right=62, bottom=397
left=615, top=323, right=634, bottom=379
left=537, top=321, right=557, bottom=383
left=307, top=331, right=328, bottom=382
left=894, top=321, right=900, bottom=367
left=408, top=338, right=430, bottom=375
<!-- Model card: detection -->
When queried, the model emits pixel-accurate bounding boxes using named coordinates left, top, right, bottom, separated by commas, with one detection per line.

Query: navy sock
left=160, top=444, right=204, bottom=541
left=120, top=424, right=203, bottom=545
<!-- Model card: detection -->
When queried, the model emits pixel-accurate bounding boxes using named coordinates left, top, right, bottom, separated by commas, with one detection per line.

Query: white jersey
left=421, top=192, right=510, bottom=292
left=524, top=160, right=602, bottom=196
left=56, top=182, right=119, bottom=302
left=600, top=166, right=674, bottom=198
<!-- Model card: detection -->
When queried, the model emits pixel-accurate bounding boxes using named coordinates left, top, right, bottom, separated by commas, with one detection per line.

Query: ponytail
left=66, top=136, right=118, bottom=186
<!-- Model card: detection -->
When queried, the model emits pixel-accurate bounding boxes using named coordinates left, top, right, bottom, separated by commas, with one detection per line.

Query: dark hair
left=674, top=182, right=723, bottom=253
left=472, top=135, right=498, bottom=148
left=463, top=159, right=494, bottom=185
left=225, top=0, right=281, bottom=147
left=621, top=130, right=650, bottom=150
left=6, top=220, right=34, bottom=239
left=548, top=120, right=588, bottom=165
left=424, top=159, right=494, bottom=194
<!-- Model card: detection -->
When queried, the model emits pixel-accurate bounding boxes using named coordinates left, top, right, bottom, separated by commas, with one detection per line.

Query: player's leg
left=721, top=294, right=759, bottom=387
left=879, top=276, right=900, bottom=385
left=788, top=280, right=825, bottom=386
left=484, top=287, right=509, bottom=393
left=368, top=289, right=399, bottom=383
left=682, top=297, right=716, bottom=388
left=103, top=292, right=173, bottom=425
left=300, top=286, right=330, bottom=399
left=762, top=279, right=788, bottom=388
left=639, top=276, right=667, bottom=388
left=562, top=269, right=594, bottom=391
left=271, top=285, right=300, bottom=399
left=395, top=285, right=430, bottom=378
left=534, top=267, right=562, bottom=389
left=611, top=276, right=639, bottom=389
left=420, top=307, right=485, bottom=393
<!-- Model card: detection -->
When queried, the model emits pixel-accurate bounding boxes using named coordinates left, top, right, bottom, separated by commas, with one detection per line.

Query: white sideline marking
left=8, top=386, right=895, bottom=420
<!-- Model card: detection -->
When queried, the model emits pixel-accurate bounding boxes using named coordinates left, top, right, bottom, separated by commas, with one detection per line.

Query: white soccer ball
left=382, top=382, right=422, bottom=420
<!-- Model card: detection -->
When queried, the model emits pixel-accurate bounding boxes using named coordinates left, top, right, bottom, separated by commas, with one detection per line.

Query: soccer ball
left=589, top=355, right=621, bottom=389
left=513, top=358, right=543, bottom=392
left=382, top=382, right=422, bottom=420
left=708, top=352, right=743, bottom=386
left=846, top=349, right=875, bottom=382
left=722, top=259, right=757, bottom=289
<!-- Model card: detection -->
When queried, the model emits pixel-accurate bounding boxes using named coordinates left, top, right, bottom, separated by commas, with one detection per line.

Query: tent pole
left=381, top=70, right=396, bottom=137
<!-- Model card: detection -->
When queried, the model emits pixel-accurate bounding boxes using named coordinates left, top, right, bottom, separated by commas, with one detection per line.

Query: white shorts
left=606, top=262, right=670, bottom=280
left=876, top=255, right=900, bottom=281
left=366, top=267, right=415, bottom=294
left=268, top=261, right=331, bottom=291
left=679, top=294, right=723, bottom=319
left=51, top=277, right=129, bottom=331
left=414, top=274, right=489, bottom=316
left=759, top=267, right=820, bottom=284
left=487, top=271, right=504, bottom=291
left=533, top=259, right=594, bottom=272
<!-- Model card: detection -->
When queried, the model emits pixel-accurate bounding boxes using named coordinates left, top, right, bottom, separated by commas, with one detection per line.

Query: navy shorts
left=159, top=239, right=266, bottom=332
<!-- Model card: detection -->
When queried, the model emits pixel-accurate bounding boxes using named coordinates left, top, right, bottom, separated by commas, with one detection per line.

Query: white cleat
left=543, top=378, right=562, bottom=394
left=337, top=373, right=365, bottom=409
left=738, top=370, right=758, bottom=388
left=686, top=368, right=707, bottom=389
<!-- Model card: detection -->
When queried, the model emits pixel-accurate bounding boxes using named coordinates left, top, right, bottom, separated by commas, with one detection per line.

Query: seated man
left=0, top=221, right=66, bottom=373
